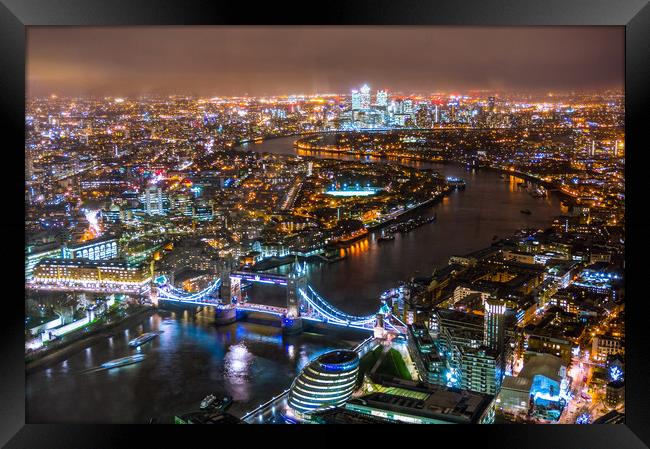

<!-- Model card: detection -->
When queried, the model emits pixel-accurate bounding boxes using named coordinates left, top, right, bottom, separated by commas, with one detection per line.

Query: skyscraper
left=484, top=297, right=506, bottom=353
left=359, top=84, right=371, bottom=110
left=376, top=90, right=388, bottom=107
left=143, top=185, right=164, bottom=215
left=351, top=89, right=362, bottom=110
left=403, top=99, right=414, bottom=115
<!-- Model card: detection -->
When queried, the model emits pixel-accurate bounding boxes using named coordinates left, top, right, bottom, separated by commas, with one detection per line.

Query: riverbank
left=26, top=306, right=154, bottom=374
left=295, top=142, right=445, bottom=164
left=292, top=132, right=575, bottom=202
left=233, top=127, right=448, bottom=150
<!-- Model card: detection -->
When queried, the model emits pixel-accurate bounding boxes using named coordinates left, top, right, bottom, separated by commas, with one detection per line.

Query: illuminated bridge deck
left=230, top=271, right=288, bottom=286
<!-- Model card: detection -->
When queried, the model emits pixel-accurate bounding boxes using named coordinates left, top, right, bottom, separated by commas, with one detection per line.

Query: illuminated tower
left=402, top=99, right=414, bottom=115
left=484, top=297, right=506, bottom=353
left=284, top=258, right=306, bottom=334
left=376, top=90, right=389, bottom=107
left=359, top=84, right=371, bottom=110
left=143, top=185, right=164, bottom=215
left=351, top=90, right=362, bottom=111
left=374, top=313, right=386, bottom=339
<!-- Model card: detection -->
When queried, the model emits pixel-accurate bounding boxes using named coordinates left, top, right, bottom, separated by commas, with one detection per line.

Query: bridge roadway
left=229, top=271, right=288, bottom=286
left=235, top=303, right=287, bottom=316
left=156, top=276, right=382, bottom=332
left=241, top=336, right=379, bottom=423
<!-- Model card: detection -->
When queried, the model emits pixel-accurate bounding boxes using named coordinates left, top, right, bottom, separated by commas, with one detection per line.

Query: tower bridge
left=153, top=263, right=404, bottom=335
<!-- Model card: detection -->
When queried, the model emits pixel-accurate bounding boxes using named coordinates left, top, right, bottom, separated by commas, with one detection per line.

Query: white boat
left=101, top=354, right=146, bottom=369
left=128, top=332, right=158, bottom=347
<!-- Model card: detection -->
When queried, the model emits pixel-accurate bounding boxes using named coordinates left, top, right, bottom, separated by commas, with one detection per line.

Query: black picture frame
left=1, top=0, right=649, bottom=447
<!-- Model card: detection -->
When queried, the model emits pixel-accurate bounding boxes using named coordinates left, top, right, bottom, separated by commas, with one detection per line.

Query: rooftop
left=355, top=375, right=494, bottom=424
left=317, top=350, right=359, bottom=366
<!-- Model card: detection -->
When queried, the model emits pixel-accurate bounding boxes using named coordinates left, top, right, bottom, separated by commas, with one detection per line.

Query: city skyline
left=25, top=26, right=625, bottom=426
left=27, top=26, right=624, bottom=97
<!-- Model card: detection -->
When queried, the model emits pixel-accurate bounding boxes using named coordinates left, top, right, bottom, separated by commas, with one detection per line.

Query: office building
left=407, top=323, right=447, bottom=386
left=288, top=350, right=360, bottom=417
left=351, top=84, right=371, bottom=111
left=402, top=99, right=414, bottom=115
left=484, top=297, right=506, bottom=352
left=359, top=84, right=371, bottom=110
left=349, top=375, right=495, bottom=424
left=62, top=236, right=118, bottom=261
left=351, top=90, right=362, bottom=111
left=141, top=185, right=165, bottom=215
left=459, top=348, right=504, bottom=396
left=431, top=306, right=513, bottom=396
left=31, top=258, right=152, bottom=292
left=376, top=90, right=388, bottom=107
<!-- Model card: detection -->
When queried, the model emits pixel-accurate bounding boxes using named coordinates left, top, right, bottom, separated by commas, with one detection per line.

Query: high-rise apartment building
left=484, top=297, right=507, bottom=352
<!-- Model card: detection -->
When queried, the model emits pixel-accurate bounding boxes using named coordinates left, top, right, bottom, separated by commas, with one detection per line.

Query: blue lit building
left=288, top=350, right=360, bottom=418
left=497, top=353, right=568, bottom=420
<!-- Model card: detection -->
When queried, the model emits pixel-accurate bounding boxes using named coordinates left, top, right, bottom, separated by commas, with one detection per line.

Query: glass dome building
left=288, top=350, right=360, bottom=417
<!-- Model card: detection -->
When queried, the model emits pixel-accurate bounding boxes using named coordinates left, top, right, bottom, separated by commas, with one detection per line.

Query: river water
left=240, top=136, right=564, bottom=315
left=26, top=309, right=357, bottom=423
left=26, top=134, right=563, bottom=423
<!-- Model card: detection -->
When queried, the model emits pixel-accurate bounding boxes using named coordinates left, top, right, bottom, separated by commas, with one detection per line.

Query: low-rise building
left=497, top=353, right=568, bottom=420
left=591, top=334, right=624, bottom=363
left=349, top=375, right=495, bottom=424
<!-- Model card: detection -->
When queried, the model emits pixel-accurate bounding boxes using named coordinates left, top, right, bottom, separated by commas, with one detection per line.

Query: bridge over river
left=153, top=263, right=406, bottom=335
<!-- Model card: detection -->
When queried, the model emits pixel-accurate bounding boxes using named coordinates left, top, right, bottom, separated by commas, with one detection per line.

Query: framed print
left=1, top=0, right=649, bottom=447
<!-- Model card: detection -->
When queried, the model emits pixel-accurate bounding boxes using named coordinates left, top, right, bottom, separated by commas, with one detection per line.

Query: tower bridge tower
left=283, top=259, right=307, bottom=334
left=218, top=257, right=239, bottom=305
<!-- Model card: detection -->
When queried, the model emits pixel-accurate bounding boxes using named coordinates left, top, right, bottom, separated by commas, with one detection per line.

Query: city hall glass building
left=288, top=350, right=360, bottom=417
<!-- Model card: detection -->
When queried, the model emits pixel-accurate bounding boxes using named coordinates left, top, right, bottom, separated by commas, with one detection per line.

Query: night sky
left=27, top=26, right=624, bottom=97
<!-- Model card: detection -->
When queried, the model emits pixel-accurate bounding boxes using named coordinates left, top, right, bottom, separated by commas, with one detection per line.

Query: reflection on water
left=28, top=136, right=563, bottom=424
left=242, top=136, right=563, bottom=316
left=26, top=310, right=355, bottom=423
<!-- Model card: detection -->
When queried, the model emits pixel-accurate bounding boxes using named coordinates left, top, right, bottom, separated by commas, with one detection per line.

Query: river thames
left=26, top=135, right=563, bottom=423
left=240, top=135, right=565, bottom=315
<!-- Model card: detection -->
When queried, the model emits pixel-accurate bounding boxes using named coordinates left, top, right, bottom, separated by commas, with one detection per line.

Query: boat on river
left=101, top=354, right=146, bottom=369
left=128, top=332, right=158, bottom=348
left=200, top=394, right=232, bottom=411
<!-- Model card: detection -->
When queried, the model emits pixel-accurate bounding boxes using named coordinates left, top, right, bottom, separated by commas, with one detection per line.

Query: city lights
left=25, top=27, right=624, bottom=426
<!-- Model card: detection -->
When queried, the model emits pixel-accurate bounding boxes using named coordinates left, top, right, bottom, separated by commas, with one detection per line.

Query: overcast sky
left=27, top=26, right=624, bottom=97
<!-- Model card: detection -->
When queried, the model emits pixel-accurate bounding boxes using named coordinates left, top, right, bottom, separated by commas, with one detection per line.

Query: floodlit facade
left=288, top=350, right=360, bottom=417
